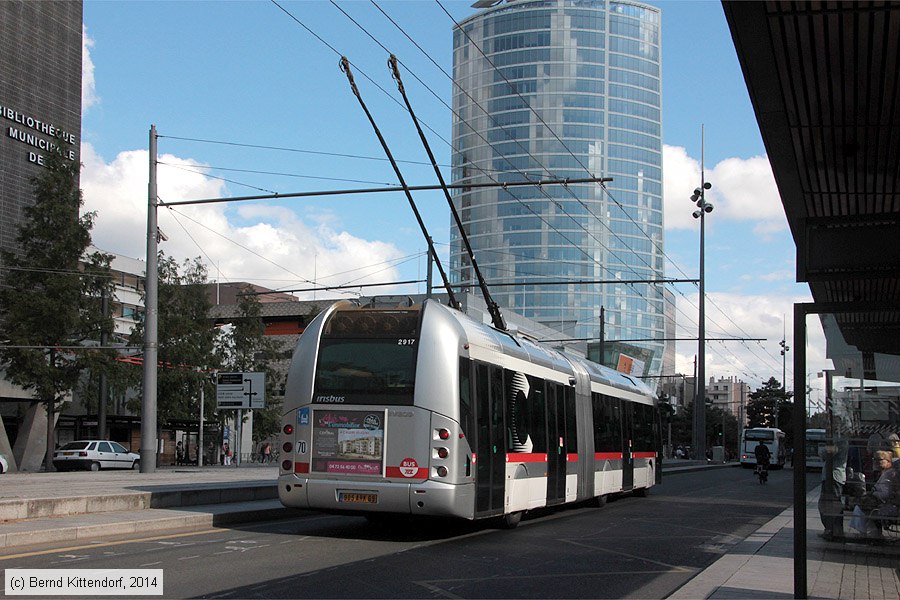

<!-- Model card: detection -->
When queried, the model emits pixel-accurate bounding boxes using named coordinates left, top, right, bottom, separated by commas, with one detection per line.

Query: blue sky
left=78, top=0, right=829, bottom=396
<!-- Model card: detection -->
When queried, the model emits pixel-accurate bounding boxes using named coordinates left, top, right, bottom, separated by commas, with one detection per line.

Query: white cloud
left=674, top=290, right=831, bottom=390
left=663, top=146, right=786, bottom=234
left=80, top=144, right=406, bottom=300
left=662, top=145, right=701, bottom=230
left=82, top=26, right=98, bottom=111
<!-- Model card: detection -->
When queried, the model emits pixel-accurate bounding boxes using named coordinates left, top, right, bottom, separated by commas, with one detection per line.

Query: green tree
left=0, top=141, right=114, bottom=470
left=129, top=254, right=219, bottom=424
left=747, top=377, right=794, bottom=441
left=215, top=287, right=284, bottom=445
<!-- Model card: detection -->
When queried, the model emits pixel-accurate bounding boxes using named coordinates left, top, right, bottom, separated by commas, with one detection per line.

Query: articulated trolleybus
left=278, top=299, right=661, bottom=527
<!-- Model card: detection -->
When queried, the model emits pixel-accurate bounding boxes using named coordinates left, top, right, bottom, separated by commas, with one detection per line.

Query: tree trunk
left=45, top=399, right=55, bottom=472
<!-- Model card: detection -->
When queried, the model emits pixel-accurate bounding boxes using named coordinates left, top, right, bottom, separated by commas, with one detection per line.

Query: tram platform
left=0, top=462, right=895, bottom=598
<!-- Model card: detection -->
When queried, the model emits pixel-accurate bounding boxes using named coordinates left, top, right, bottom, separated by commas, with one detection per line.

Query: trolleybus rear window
left=314, top=339, right=417, bottom=405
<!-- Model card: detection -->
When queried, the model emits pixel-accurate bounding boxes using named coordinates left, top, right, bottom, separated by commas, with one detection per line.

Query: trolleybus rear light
left=283, top=424, right=294, bottom=435
left=435, top=466, right=448, bottom=477
left=436, top=447, right=449, bottom=459
left=437, top=428, right=450, bottom=440
left=281, top=459, right=292, bottom=472
left=283, top=442, right=293, bottom=453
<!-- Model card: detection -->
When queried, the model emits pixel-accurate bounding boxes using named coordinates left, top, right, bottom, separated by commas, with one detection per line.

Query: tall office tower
left=451, top=0, right=665, bottom=376
left=0, top=0, right=83, bottom=271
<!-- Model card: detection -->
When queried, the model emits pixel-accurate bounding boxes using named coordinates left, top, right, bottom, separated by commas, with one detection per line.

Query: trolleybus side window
left=565, top=385, right=578, bottom=453
left=459, top=358, right=474, bottom=441
left=632, top=404, right=654, bottom=451
left=528, top=375, right=547, bottom=454
left=592, top=393, right=623, bottom=453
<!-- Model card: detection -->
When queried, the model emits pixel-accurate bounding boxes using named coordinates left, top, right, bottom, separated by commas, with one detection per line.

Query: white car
left=53, top=440, right=140, bottom=472
left=0, top=453, right=8, bottom=474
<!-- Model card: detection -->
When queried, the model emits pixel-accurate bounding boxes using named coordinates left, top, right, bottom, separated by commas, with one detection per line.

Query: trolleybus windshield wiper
left=339, top=56, right=461, bottom=311
left=388, top=55, right=507, bottom=332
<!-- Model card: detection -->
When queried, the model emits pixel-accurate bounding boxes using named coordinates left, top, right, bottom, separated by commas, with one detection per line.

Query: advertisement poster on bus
left=311, top=410, right=385, bottom=475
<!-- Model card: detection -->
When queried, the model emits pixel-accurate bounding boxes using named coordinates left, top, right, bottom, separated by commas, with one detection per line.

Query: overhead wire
left=158, top=160, right=400, bottom=188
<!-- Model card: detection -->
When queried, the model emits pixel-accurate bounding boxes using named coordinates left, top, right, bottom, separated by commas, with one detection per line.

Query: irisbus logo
left=316, top=395, right=346, bottom=403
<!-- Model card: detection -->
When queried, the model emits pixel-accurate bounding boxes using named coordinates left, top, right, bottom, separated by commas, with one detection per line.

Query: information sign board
left=216, top=372, right=265, bottom=409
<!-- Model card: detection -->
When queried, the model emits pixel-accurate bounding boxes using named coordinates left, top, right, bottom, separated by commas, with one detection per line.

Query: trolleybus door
left=475, top=364, right=506, bottom=516
left=622, top=402, right=634, bottom=491
left=546, top=384, right=567, bottom=505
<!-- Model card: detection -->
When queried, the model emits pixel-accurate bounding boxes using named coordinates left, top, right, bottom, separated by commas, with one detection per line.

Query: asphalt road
left=1, top=467, right=816, bottom=599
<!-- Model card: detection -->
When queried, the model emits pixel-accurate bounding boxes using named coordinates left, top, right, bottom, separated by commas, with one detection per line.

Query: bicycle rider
left=754, top=440, right=772, bottom=474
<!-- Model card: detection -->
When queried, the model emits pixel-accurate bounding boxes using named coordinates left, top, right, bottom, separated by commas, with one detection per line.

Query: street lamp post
left=690, top=177, right=713, bottom=461
left=779, top=335, right=789, bottom=429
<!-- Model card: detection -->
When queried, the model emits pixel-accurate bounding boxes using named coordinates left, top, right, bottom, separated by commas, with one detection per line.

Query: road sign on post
left=216, top=372, right=265, bottom=410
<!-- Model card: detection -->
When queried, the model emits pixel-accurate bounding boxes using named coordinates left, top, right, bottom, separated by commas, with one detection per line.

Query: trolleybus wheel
left=633, top=487, right=648, bottom=497
left=500, top=511, right=523, bottom=529
left=594, top=494, right=608, bottom=508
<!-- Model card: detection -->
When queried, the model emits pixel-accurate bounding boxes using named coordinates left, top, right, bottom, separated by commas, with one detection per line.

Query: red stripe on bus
left=595, top=452, right=622, bottom=460
left=633, top=452, right=657, bottom=459
left=385, top=466, right=428, bottom=479
left=506, top=453, right=548, bottom=463
left=567, top=453, right=579, bottom=462
left=294, top=462, right=310, bottom=474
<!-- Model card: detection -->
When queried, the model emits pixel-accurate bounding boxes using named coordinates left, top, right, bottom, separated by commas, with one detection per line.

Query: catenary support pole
left=141, top=124, right=159, bottom=473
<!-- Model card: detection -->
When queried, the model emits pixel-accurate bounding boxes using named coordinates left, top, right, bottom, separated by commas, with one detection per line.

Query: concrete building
left=0, top=0, right=84, bottom=470
left=705, top=375, right=748, bottom=420
left=450, top=0, right=667, bottom=377
left=0, top=0, right=83, bottom=267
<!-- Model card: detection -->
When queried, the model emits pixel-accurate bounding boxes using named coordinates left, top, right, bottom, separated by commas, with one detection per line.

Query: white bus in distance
left=740, top=427, right=786, bottom=469
left=805, top=428, right=826, bottom=470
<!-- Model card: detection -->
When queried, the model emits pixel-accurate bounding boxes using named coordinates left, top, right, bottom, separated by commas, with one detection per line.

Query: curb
left=0, top=502, right=305, bottom=550
left=0, top=483, right=277, bottom=522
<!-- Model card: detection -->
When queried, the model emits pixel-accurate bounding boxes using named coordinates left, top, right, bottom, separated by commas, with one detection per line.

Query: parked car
left=52, top=440, right=140, bottom=471
left=0, top=453, right=8, bottom=474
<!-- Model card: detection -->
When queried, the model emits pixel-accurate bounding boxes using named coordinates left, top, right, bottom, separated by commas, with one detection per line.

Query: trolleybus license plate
left=339, top=492, right=377, bottom=504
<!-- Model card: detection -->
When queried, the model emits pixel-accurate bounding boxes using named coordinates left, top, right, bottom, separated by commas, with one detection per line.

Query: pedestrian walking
left=263, top=442, right=272, bottom=464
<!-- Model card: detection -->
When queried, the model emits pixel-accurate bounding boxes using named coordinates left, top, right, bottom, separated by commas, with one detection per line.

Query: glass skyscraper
left=450, top=0, right=665, bottom=376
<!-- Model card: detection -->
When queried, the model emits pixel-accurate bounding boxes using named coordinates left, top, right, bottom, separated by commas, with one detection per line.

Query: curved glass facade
left=451, top=0, right=665, bottom=375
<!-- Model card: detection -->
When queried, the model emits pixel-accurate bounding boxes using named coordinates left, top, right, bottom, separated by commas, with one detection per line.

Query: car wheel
left=132, top=460, right=140, bottom=470
left=90, top=462, right=100, bottom=472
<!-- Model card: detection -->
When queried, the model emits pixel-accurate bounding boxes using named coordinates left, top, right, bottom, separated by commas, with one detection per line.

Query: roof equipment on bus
left=339, top=56, right=461, bottom=311
left=388, top=54, right=507, bottom=332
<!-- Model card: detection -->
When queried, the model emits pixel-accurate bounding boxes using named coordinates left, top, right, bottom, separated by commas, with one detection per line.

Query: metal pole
left=426, top=237, right=433, bottom=299
left=235, top=410, right=242, bottom=465
left=697, top=174, right=707, bottom=462
left=141, top=124, right=159, bottom=473
left=198, top=374, right=205, bottom=467
left=99, top=291, right=109, bottom=440
left=793, top=303, right=807, bottom=598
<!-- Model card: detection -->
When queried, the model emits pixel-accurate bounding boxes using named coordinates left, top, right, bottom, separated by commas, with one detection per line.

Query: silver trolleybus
left=278, top=300, right=661, bottom=527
